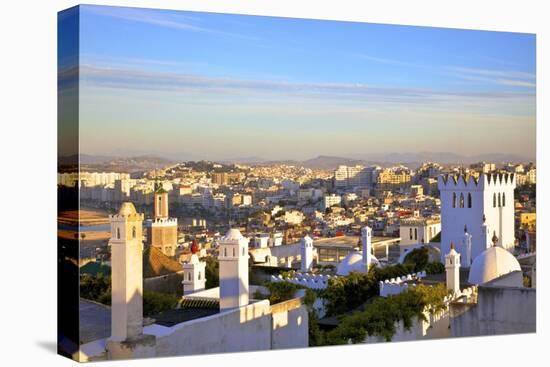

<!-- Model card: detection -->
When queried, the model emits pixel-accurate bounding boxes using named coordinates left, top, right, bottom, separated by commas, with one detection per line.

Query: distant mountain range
left=59, top=154, right=176, bottom=173
left=63, top=152, right=533, bottom=173
left=227, top=152, right=533, bottom=170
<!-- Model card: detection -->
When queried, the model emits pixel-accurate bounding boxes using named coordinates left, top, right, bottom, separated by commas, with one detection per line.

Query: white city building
left=438, top=173, right=516, bottom=266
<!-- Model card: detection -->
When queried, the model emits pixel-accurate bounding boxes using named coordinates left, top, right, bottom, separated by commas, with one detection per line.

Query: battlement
left=438, top=172, right=516, bottom=190
left=379, top=271, right=426, bottom=297
left=270, top=272, right=339, bottom=290
left=109, top=212, right=144, bottom=221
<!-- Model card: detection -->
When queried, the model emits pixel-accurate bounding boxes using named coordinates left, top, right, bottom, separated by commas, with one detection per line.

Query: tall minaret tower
left=361, top=226, right=372, bottom=269
left=145, top=185, right=177, bottom=258
left=462, top=225, right=472, bottom=267
left=108, top=202, right=145, bottom=341
left=218, top=228, right=249, bottom=310
left=445, top=242, right=461, bottom=294
left=154, top=185, right=169, bottom=219
left=300, top=235, right=314, bottom=272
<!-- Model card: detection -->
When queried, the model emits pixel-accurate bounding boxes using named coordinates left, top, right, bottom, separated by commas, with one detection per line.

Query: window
left=493, top=193, right=497, bottom=207
left=459, top=193, right=464, bottom=208
left=132, top=226, right=136, bottom=239
left=452, top=192, right=457, bottom=208
left=502, top=192, right=506, bottom=207
left=188, top=272, right=191, bottom=281
left=232, top=248, right=235, bottom=257
left=242, top=247, right=245, bottom=256
left=198, top=272, right=201, bottom=280
left=414, top=228, right=418, bottom=240
left=116, top=228, right=120, bottom=239
left=498, top=193, right=501, bottom=207
left=409, top=228, right=413, bottom=240
left=467, top=193, right=472, bottom=208
left=224, top=248, right=227, bottom=257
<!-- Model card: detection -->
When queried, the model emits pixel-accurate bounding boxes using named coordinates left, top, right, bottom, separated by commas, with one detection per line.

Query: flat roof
left=313, top=236, right=399, bottom=249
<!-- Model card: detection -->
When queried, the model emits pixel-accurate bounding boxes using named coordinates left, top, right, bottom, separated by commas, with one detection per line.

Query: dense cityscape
left=58, top=156, right=537, bottom=360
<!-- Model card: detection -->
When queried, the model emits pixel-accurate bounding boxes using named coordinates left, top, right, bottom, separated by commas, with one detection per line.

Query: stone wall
left=450, top=284, right=536, bottom=337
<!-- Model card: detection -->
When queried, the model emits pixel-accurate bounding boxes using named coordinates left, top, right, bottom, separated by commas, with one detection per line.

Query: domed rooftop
left=223, top=228, right=244, bottom=241
left=336, top=251, right=379, bottom=276
left=468, top=246, right=521, bottom=285
left=118, top=202, right=137, bottom=216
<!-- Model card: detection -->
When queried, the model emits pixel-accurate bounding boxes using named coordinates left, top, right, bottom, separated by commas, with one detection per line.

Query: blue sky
left=73, top=5, right=536, bottom=161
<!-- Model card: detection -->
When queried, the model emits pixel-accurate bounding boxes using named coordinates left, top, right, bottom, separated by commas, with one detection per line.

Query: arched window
left=452, top=193, right=457, bottom=208
left=116, top=228, right=120, bottom=239
left=224, top=248, right=227, bottom=257
left=467, top=193, right=472, bottom=208
left=459, top=193, right=465, bottom=208
left=498, top=193, right=501, bottom=207
left=198, top=272, right=201, bottom=280
left=414, top=228, right=418, bottom=240
left=232, top=248, right=235, bottom=257
left=132, top=226, right=136, bottom=239
left=188, top=272, right=191, bottom=281
left=409, top=228, right=413, bottom=240
left=502, top=193, right=506, bottom=207
left=493, top=193, right=497, bottom=207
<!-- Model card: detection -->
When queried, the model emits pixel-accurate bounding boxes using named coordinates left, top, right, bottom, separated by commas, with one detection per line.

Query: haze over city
left=58, top=5, right=537, bottom=161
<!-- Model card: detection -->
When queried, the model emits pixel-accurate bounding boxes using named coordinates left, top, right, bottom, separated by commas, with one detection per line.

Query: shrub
left=143, top=291, right=179, bottom=317
left=403, top=247, right=429, bottom=272
left=324, top=284, right=449, bottom=344
left=425, top=261, right=445, bottom=275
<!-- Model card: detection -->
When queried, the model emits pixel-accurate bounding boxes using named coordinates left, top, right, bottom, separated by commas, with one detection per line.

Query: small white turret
left=445, top=242, right=461, bottom=294
left=217, top=228, right=249, bottom=310
left=182, top=254, right=206, bottom=295
left=361, top=226, right=372, bottom=268
left=300, top=235, right=314, bottom=272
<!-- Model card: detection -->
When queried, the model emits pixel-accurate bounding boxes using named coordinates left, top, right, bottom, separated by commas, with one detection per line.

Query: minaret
left=445, top=242, right=461, bottom=294
left=109, top=202, right=144, bottom=341
left=361, top=226, right=372, bottom=268
left=462, top=225, right=472, bottom=267
left=182, top=242, right=206, bottom=295
left=217, top=228, right=249, bottom=310
left=154, top=185, right=169, bottom=219
left=145, top=185, right=177, bottom=258
left=300, top=235, right=314, bottom=272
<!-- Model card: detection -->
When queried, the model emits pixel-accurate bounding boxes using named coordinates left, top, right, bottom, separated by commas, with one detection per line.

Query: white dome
left=223, top=228, right=244, bottom=241
left=336, top=251, right=379, bottom=276
left=468, top=246, right=521, bottom=285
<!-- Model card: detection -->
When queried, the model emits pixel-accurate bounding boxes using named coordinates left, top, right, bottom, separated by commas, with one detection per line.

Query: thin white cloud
left=448, top=66, right=535, bottom=88
left=82, top=5, right=260, bottom=41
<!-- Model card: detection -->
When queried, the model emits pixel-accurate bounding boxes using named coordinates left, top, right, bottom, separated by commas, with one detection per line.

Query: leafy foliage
left=403, top=247, right=429, bottom=272
left=80, top=273, right=111, bottom=305
left=321, top=264, right=420, bottom=316
left=202, top=256, right=219, bottom=289
left=425, top=261, right=445, bottom=275
left=143, top=291, right=179, bottom=317
left=323, top=284, right=449, bottom=344
left=80, top=273, right=178, bottom=317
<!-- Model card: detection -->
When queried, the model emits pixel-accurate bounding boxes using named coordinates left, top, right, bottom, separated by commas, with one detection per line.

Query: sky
left=69, top=4, right=536, bottom=161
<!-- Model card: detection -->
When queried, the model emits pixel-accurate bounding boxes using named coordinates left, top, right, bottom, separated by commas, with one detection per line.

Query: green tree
left=203, top=256, right=219, bottom=289
left=143, top=291, right=179, bottom=317
left=403, top=247, right=429, bottom=272
left=324, top=284, right=449, bottom=345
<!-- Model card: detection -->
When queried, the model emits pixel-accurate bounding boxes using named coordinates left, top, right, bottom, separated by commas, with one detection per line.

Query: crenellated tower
left=438, top=172, right=516, bottom=266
